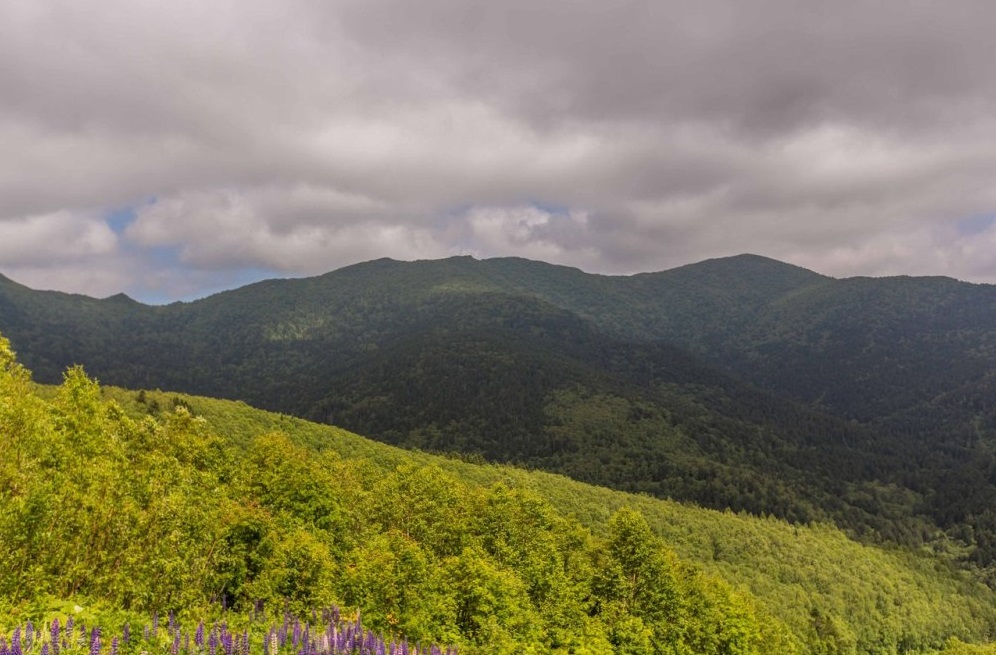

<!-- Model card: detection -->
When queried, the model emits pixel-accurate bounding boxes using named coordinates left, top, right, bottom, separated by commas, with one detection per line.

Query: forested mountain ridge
left=2, top=255, right=996, bottom=572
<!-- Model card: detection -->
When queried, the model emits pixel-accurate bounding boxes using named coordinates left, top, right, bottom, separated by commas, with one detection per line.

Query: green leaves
left=0, top=343, right=787, bottom=654
left=4, top=331, right=996, bottom=654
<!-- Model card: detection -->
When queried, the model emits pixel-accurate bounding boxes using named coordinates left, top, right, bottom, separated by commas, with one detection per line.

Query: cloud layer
left=4, top=0, right=996, bottom=300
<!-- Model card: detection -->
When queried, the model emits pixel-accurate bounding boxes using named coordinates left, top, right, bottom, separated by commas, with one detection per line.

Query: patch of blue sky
left=104, top=205, right=139, bottom=234
left=529, top=200, right=573, bottom=216
left=118, top=236, right=285, bottom=305
left=129, top=265, right=286, bottom=305
left=443, top=200, right=575, bottom=221
left=956, top=213, right=996, bottom=236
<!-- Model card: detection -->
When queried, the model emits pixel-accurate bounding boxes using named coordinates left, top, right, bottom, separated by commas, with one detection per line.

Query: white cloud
left=4, top=0, right=996, bottom=298
left=463, top=205, right=601, bottom=268
left=126, top=188, right=452, bottom=273
left=0, top=210, right=128, bottom=297
left=0, top=211, right=117, bottom=265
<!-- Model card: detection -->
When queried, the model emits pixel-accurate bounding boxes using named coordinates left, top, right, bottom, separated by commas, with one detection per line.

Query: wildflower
left=50, top=618, right=60, bottom=655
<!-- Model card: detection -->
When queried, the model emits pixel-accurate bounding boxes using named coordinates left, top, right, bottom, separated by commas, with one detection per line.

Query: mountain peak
left=681, top=253, right=826, bottom=277
left=101, top=292, right=140, bottom=305
left=632, top=254, right=827, bottom=303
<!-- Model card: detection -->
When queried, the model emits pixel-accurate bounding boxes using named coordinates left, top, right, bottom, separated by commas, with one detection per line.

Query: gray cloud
left=3, top=0, right=996, bottom=300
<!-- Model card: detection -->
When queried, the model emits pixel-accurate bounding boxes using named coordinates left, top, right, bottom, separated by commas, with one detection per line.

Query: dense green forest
left=2, top=334, right=781, bottom=654
left=4, top=332, right=996, bottom=653
left=2, top=255, right=996, bottom=576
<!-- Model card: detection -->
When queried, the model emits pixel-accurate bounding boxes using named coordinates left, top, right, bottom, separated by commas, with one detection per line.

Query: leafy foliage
left=1, top=337, right=793, bottom=655
left=109, top=385, right=996, bottom=654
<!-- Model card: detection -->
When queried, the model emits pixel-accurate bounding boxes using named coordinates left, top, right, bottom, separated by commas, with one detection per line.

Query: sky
left=4, top=0, right=996, bottom=303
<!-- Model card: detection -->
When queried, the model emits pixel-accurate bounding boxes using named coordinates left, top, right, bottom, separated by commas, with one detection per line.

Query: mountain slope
left=7, top=333, right=996, bottom=652
left=2, top=255, right=996, bottom=567
left=102, top=382, right=996, bottom=655
left=1, top=339, right=795, bottom=655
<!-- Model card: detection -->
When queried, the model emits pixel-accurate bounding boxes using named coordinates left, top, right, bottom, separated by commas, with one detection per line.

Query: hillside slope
left=100, top=383, right=996, bottom=655
left=4, top=340, right=791, bottom=655
left=2, top=255, right=996, bottom=567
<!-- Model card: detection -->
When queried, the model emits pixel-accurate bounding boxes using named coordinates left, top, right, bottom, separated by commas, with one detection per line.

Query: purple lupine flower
left=25, top=622, right=35, bottom=652
left=111, top=638, right=119, bottom=655
left=152, top=613, right=159, bottom=638
left=11, top=627, right=22, bottom=655
left=41, top=643, right=50, bottom=655
left=168, top=612, right=177, bottom=637
left=242, top=631, right=249, bottom=655
left=1, top=637, right=9, bottom=655
left=122, top=624, right=130, bottom=645
left=50, top=618, right=61, bottom=655
left=195, top=622, right=205, bottom=648
left=208, top=629, right=218, bottom=655
left=144, top=626, right=150, bottom=642
left=65, top=618, right=74, bottom=650
left=171, top=633, right=180, bottom=655
left=89, top=627, right=101, bottom=655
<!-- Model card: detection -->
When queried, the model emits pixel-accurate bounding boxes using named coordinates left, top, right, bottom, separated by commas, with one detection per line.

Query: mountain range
left=2, top=253, right=995, bottom=571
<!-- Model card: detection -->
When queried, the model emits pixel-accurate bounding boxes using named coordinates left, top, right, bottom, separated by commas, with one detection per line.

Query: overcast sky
left=3, top=0, right=996, bottom=302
